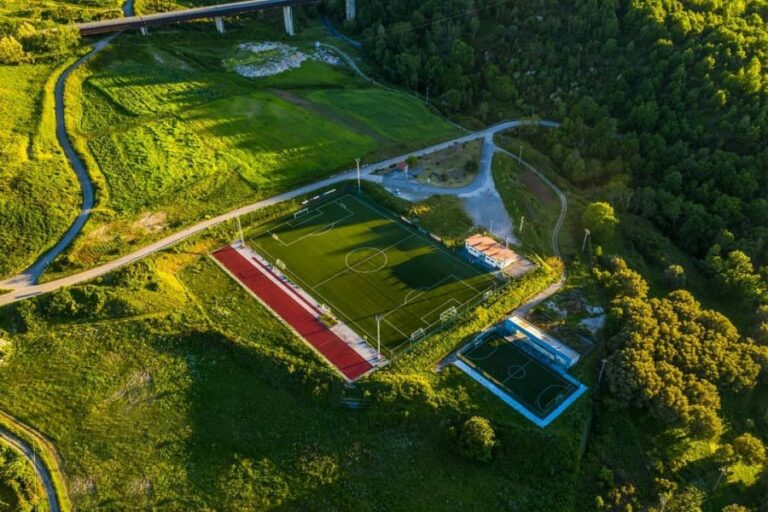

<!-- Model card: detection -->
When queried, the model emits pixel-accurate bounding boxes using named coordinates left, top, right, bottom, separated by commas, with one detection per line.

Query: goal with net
left=410, top=328, right=425, bottom=341
left=440, top=306, right=458, bottom=322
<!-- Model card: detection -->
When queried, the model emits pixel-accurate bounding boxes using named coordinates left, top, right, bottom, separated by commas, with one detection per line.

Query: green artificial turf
left=459, top=333, right=577, bottom=418
left=250, top=194, right=500, bottom=355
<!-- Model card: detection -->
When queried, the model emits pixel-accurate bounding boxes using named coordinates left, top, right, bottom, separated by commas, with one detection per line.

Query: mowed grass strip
left=250, top=194, right=499, bottom=353
left=460, top=333, right=577, bottom=418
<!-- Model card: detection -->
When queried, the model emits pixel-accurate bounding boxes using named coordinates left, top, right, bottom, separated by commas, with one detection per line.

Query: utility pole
left=236, top=209, right=244, bottom=246
left=518, top=144, right=523, bottom=163
left=375, top=314, right=382, bottom=359
left=659, top=495, right=668, bottom=512
left=518, top=216, right=525, bottom=233
left=581, top=228, right=591, bottom=253
left=597, top=358, right=608, bottom=386
left=356, top=158, right=361, bottom=194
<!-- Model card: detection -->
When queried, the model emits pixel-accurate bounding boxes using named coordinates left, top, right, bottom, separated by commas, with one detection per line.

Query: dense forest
left=326, top=1, right=768, bottom=509
left=330, top=0, right=768, bottom=320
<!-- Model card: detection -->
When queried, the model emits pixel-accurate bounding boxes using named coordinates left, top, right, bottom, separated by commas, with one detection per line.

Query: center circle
left=345, top=247, right=388, bottom=273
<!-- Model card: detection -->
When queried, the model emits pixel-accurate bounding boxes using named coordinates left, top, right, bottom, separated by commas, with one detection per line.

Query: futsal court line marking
left=310, top=234, right=416, bottom=290
left=465, top=341, right=500, bottom=362
left=536, top=384, right=571, bottom=414
left=502, top=360, right=532, bottom=384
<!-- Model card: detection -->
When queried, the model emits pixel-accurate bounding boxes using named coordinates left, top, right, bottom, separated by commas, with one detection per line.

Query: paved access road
left=0, top=120, right=560, bottom=307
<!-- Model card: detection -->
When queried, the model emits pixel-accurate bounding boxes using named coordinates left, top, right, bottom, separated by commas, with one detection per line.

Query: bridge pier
left=215, top=16, right=225, bottom=33
left=282, top=6, right=295, bottom=36
left=346, top=0, right=355, bottom=21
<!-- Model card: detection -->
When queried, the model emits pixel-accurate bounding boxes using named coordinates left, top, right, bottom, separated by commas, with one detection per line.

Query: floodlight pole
left=597, top=358, right=608, bottom=386
left=518, top=144, right=523, bottom=163
left=375, top=314, right=382, bottom=359
left=236, top=209, right=244, bottom=246
left=356, top=158, right=362, bottom=194
left=519, top=216, right=525, bottom=233
left=581, top=228, right=591, bottom=253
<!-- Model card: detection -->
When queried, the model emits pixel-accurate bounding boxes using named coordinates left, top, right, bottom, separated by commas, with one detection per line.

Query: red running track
left=212, top=246, right=373, bottom=380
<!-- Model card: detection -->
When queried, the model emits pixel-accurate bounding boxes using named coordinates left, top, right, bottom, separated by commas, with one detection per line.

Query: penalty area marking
left=464, top=342, right=499, bottom=362
left=536, top=384, right=570, bottom=414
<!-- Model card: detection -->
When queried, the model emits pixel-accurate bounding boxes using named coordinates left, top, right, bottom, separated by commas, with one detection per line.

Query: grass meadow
left=0, top=62, right=79, bottom=279
left=51, top=24, right=459, bottom=277
left=0, top=205, right=584, bottom=510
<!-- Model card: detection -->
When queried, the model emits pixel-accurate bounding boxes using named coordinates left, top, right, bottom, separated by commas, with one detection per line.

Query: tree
left=714, top=444, right=737, bottom=467
left=687, top=405, right=723, bottom=440
left=0, top=35, right=26, bottom=64
left=464, top=160, right=478, bottom=174
left=406, top=155, right=418, bottom=169
left=733, top=433, right=766, bottom=465
left=456, top=416, right=496, bottom=461
left=721, top=505, right=750, bottom=512
left=583, top=202, right=619, bottom=239
left=664, top=264, right=686, bottom=289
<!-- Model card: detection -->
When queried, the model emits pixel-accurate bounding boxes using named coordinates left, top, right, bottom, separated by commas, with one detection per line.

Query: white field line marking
left=287, top=208, right=323, bottom=227
left=536, top=384, right=570, bottom=414
left=418, top=298, right=462, bottom=324
left=383, top=317, right=409, bottom=339
left=380, top=275, right=456, bottom=321
left=232, top=245, right=320, bottom=318
left=465, top=342, right=499, bottom=361
left=502, top=360, right=532, bottom=385
left=253, top=198, right=353, bottom=247
left=311, top=234, right=415, bottom=290
left=345, top=194, right=502, bottom=284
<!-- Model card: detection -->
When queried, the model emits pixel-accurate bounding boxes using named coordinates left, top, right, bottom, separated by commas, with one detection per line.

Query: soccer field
left=458, top=333, right=579, bottom=419
left=250, top=194, right=500, bottom=355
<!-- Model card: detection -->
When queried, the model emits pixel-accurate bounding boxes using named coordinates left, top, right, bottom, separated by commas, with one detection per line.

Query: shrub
left=0, top=35, right=26, bottom=64
left=456, top=416, right=496, bottom=462
left=733, top=433, right=766, bottom=466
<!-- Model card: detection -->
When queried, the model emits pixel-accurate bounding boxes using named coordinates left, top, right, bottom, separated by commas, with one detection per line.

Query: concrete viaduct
left=76, top=0, right=357, bottom=37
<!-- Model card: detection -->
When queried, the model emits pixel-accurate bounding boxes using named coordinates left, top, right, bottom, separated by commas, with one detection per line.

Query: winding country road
left=0, top=428, right=59, bottom=512
left=1, top=1, right=134, bottom=291
left=0, top=411, right=69, bottom=512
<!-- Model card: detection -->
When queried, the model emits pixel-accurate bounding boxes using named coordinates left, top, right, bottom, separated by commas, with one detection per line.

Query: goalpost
left=410, top=328, right=425, bottom=341
left=293, top=208, right=309, bottom=218
left=275, top=259, right=287, bottom=271
left=440, top=306, right=458, bottom=323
